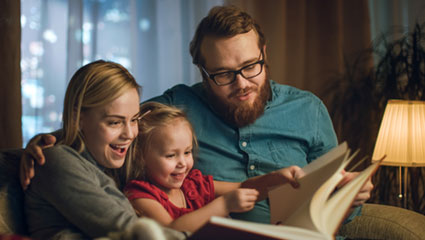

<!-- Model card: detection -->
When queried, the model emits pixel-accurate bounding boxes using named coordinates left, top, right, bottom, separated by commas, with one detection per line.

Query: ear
left=262, top=45, right=267, bottom=60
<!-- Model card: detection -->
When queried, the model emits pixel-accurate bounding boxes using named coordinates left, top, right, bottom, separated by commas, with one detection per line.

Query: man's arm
left=20, top=133, right=57, bottom=189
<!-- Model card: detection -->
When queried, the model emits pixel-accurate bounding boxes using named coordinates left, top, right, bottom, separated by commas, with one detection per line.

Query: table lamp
left=372, top=99, right=425, bottom=208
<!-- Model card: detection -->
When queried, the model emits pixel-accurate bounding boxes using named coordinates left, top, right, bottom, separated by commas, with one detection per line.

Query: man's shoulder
left=167, top=83, right=204, bottom=97
left=270, top=80, right=321, bottom=104
left=145, top=83, right=204, bottom=105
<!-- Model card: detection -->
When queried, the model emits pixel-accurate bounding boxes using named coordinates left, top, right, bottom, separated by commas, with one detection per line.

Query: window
left=20, top=0, right=223, bottom=146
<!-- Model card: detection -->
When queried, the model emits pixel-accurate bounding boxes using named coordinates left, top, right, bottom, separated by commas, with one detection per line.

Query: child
left=124, top=102, right=303, bottom=232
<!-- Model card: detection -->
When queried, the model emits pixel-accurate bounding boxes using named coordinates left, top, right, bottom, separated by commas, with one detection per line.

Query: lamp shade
left=372, top=100, right=425, bottom=167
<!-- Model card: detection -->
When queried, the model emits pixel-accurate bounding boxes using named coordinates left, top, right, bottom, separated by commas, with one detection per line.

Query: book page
left=189, top=216, right=332, bottom=240
left=301, top=142, right=348, bottom=175
left=320, top=160, right=382, bottom=235
left=269, top=142, right=351, bottom=230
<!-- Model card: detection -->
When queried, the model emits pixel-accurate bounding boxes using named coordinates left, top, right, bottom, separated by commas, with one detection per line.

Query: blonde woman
left=24, top=60, right=182, bottom=240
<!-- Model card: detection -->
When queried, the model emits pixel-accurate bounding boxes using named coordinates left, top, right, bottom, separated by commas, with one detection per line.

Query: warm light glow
left=372, top=100, right=425, bottom=166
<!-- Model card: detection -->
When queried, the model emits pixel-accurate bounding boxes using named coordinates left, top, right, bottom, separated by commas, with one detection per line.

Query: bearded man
left=148, top=5, right=372, bottom=224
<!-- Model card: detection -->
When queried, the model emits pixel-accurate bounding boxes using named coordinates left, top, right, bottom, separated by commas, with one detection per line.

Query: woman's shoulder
left=37, top=145, right=90, bottom=173
left=43, top=144, right=79, bottom=157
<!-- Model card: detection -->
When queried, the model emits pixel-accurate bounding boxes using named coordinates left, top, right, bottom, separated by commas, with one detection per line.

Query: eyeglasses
left=201, top=52, right=265, bottom=86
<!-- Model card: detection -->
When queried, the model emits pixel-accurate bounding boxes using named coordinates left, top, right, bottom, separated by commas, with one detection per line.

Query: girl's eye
left=184, top=150, right=192, bottom=155
left=165, top=154, right=175, bottom=158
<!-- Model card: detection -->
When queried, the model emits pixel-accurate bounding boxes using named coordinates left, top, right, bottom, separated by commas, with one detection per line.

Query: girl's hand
left=223, top=188, right=259, bottom=213
left=275, top=165, right=305, bottom=188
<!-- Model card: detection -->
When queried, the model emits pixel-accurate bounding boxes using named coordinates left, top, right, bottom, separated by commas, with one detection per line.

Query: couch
left=1, top=148, right=425, bottom=239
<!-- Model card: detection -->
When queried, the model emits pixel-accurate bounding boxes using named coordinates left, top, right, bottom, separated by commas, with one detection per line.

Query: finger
left=19, top=159, right=28, bottom=190
left=338, top=171, right=359, bottom=188
left=294, top=168, right=305, bottom=179
left=351, top=199, right=366, bottom=207
left=20, top=155, right=34, bottom=190
left=289, top=179, right=300, bottom=189
left=42, top=134, right=56, bottom=146
left=28, top=145, right=45, bottom=165
left=241, top=188, right=259, bottom=196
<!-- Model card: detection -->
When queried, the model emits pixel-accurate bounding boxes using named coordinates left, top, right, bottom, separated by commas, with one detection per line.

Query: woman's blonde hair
left=126, top=102, right=198, bottom=182
left=61, top=60, right=140, bottom=151
left=60, top=60, right=140, bottom=188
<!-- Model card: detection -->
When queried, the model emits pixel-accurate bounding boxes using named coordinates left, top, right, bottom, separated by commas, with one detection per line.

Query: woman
left=24, top=60, right=182, bottom=240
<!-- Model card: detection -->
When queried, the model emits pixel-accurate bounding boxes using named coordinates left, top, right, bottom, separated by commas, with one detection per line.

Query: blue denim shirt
left=148, top=80, right=346, bottom=224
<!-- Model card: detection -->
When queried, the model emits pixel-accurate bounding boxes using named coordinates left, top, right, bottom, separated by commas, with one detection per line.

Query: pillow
left=0, top=149, right=27, bottom=235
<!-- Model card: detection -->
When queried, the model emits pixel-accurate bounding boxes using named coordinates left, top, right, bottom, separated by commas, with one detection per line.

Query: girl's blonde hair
left=126, top=102, right=198, bottom=182
left=60, top=60, right=140, bottom=189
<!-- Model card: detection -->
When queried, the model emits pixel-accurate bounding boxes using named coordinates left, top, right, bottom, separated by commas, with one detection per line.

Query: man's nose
left=233, top=72, right=250, bottom=89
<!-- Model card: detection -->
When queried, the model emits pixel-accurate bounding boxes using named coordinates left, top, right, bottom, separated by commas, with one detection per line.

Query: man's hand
left=339, top=170, right=374, bottom=208
left=20, top=134, right=56, bottom=190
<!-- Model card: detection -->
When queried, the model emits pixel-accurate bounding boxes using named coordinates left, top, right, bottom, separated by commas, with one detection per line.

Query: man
left=146, top=5, right=372, bottom=223
left=22, top=5, right=372, bottom=227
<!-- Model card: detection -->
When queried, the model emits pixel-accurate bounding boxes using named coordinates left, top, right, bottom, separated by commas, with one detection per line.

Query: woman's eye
left=108, top=121, right=122, bottom=127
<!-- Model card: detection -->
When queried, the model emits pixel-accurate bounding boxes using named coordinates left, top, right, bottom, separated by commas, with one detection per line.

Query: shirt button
left=241, top=141, right=247, bottom=147
left=250, top=165, right=255, bottom=170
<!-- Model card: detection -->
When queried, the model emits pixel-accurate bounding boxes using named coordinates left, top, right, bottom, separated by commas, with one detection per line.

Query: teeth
left=110, top=144, right=126, bottom=151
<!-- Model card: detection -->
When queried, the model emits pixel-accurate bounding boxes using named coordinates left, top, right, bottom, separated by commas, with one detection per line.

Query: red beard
left=205, top=76, right=271, bottom=128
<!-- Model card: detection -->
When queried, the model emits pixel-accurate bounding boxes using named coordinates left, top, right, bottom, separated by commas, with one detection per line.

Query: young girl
left=124, top=102, right=303, bottom=232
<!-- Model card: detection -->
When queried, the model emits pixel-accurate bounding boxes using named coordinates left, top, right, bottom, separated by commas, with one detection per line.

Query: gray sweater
left=25, top=145, right=138, bottom=239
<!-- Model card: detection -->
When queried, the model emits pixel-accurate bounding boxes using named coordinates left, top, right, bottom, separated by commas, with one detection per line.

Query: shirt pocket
left=267, top=140, right=308, bottom=168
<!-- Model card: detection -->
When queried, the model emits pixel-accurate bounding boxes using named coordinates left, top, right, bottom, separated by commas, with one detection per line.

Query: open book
left=189, top=142, right=384, bottom=240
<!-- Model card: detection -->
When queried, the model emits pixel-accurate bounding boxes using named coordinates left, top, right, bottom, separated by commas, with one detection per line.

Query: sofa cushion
left=0, top=149, right=27, bottom=235
left=339, top=203, right=425, bottom=240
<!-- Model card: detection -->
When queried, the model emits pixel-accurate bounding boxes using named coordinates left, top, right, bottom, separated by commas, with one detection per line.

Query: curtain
left=229, top=0, right=372, bottom=104
left=0, top=0, right=22, bottom=149
left=19, top=0, right=223, bottom=146
left=4, top=0, right=423, bottom=148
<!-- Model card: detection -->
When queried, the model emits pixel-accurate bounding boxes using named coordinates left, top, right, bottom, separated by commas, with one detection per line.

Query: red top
left=124, top=169, right=215, bottom=219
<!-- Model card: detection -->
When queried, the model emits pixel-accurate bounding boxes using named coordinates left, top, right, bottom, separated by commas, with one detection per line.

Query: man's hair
left=189, top=5, right=266, bottom=66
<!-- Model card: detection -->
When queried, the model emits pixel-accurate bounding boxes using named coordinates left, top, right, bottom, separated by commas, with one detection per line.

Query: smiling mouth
left=110, top=144, right=127, bottom=154
left=236, top=91, right=253, bottom=101
left=171, top=172, right=186, bottom=180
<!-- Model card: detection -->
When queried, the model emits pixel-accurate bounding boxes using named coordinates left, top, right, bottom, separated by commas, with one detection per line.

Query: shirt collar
left=81, top=148, right=105, bottom=171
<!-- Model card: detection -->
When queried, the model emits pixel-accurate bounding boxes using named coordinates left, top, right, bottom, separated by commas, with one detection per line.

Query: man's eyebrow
left=210, top=56, right=260, bottom=73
